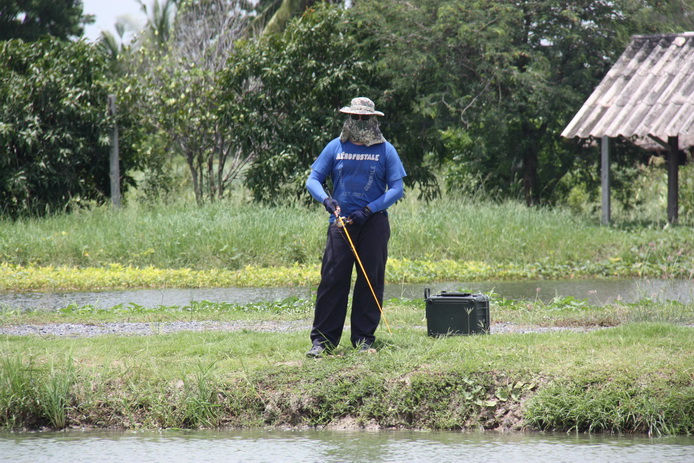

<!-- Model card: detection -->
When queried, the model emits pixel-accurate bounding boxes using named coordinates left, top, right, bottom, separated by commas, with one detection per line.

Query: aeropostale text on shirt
left=336, top=153, right=381, bottom=161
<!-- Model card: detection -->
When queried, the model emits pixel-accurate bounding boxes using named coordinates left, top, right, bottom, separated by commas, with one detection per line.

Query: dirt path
left=0, top=320, right=605, bottom=337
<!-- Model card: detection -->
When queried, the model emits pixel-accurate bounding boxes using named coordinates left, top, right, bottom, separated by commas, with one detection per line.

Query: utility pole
left=108, top=94, right=122, bottom=208
left=601, top=136, right=611, bottom=226
left=667, top=136, right=680, bottom=224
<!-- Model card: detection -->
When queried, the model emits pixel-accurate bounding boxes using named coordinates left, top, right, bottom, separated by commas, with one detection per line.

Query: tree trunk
left=522, top=120, right=539, bottom=207
left=263, top=0, right=316, bottom=35
left=186, top=153, right=202, bottom=205
left=523, top=149, right=538, bottom=207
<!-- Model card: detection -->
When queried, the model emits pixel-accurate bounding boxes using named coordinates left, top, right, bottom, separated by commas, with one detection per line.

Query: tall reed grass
left=1, top=196, right=691, bottom=271
left=183, top=362, right=223, bottom=428
left=0, top=356, right=39, bottom=428
left=0, top=355, right=75, bottom=429
left=40, top=358, right=75, bottom=429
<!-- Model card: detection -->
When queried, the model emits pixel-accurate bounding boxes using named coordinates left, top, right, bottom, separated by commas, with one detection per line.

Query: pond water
left=1, top=429, right=692, bottom=463
left=0, top=278, right=691, bottom=311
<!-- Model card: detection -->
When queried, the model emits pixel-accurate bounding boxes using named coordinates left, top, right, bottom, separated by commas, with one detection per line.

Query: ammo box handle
left=439, top=291, right=473, bottom=297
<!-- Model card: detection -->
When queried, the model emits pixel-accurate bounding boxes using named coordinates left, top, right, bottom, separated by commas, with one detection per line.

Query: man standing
left=305, top=97, right=406, bottom=357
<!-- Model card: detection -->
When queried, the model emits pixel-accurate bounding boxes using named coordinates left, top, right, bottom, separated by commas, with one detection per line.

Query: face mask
left=352, top=119, right=371, bottom=131
left=339, top=117, right=386, bottom=146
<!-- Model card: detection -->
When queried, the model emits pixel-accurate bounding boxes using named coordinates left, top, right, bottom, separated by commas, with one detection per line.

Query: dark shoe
left=306, top=344, right=326, bottom=358
left=356, top=342, right=376, bottom=354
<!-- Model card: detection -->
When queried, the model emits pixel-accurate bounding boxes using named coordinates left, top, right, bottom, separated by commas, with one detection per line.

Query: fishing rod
left=336, top=214, right=392, bottom=334
left=333, top=208, right=393, bottom=336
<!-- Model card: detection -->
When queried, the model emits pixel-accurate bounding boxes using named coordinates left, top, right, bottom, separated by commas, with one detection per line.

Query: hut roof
left=562, top=32, right=694, bottom=151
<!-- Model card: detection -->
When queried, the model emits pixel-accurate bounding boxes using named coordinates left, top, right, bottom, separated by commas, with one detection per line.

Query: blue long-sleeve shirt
left=306, top=138, right=406, bottom=219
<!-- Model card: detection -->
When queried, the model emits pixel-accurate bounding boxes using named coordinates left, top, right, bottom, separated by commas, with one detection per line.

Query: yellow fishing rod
left=335, top=212, right=393, bottom=335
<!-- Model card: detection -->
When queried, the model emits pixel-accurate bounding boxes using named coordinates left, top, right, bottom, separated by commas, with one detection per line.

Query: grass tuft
left=0, top=356, right=40, bottom=429
left=40, top=357, right=75, bottom=429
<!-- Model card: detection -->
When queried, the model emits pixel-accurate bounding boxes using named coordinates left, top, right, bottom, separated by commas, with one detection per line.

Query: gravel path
left=0, top=320, right=605, bottom=337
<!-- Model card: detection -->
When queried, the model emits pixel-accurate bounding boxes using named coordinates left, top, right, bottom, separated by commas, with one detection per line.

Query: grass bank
left=0, top=198, right=692, bottom=291
left=1, top=297, right=692, bottom=434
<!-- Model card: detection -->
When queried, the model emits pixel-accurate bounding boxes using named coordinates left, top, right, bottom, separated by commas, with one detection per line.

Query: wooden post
left=667, top=136, right=679, bottom=224
left=108, top=95, right=121, bottom=208
left=601, top=136, right=611, bottom=225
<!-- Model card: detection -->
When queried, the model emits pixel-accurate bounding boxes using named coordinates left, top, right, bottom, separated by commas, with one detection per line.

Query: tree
left=349, top=0, right=687, bottom=205
left=137, top=0, right=181, bottom=50
left=0, top=0, right=90, bottom=41
left=0, top=39, right=140, bottom=217
left=220, top=3, right=377, bottom=203
left=122, top=0, right=251, bottom=203
left=262, top=0, right=317, bottom=35
left=629, top=0, right=694, bottom=34
left=254, top=0, right=346, bottom=36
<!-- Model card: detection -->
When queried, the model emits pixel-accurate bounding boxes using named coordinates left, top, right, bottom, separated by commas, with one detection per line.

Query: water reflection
left=396, top=278, right=694, bottom=305
left=0, top=429, right=692, bottom=463
left=0, top=278, right=691, bottom=312
left=0, top=286, right=314, bottom=312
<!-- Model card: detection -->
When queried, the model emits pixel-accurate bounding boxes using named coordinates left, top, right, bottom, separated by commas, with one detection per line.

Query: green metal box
left=424, top=289, right=490, bottom=336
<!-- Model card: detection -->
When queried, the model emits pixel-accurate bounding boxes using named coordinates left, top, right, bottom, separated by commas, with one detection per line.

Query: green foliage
left=628, top=0, right=694, bottom=34
left=53, top=297, right=314, bottom=317
left=180, top=362, right=223, bottom=428
left=566, top=156, right=694, bottom=224
left=261, top=0, right=318, bottom=36
left=2, top=0, right=686, bottom=212
left=137, top=0, right=181, bottom=50
left=0, top=197, right=692, bottom=288
left=0, top=39, right=140, bottom=217
left=120, top=0, right=252, bottom=203
left=351, top=0, right=688, bottom=205
left=40, top=357, right=75, bottom=429
left=0, top=0, right=89, bottom=41
left=0, top=356, right=40, bottom=429
left=525, top=377, right=694, bottom=435
left=232, top=0, right=691, bottom=206
left=0, top=354, right=77, bottom=430
left=221, top=3, right=378, bottom=203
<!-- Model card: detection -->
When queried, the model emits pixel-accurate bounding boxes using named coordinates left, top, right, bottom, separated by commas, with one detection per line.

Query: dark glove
left=348, top=206, right=372, bottom=226
left=323, top=198, right=340, bottom=215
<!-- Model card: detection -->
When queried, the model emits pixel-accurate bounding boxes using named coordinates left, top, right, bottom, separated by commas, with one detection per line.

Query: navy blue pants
left=310, top=213, right=390, bottom=349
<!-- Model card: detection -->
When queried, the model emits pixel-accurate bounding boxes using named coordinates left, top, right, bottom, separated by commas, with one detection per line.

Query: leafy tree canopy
left=221, top=3, right=379, bottom=203
left=349, top=0, right=688, bottom=205
left=0, top=0, right=91, bottom=41
left=119, top=0, right=251, bottom=204
left=0, top=39, right=140, bottom=217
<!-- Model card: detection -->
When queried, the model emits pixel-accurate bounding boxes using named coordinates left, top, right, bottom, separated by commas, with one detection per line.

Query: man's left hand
left=348, top=206, right=372, bottom=226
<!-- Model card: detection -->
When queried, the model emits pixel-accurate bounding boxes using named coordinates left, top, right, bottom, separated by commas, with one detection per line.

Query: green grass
left=0, top=196, right=692, bottom=433
left=40, top=357, right=75, bottom=429
left=0, top=356, right=41, bottom=429
left=1, top=297, right=692, bottom=433
left=0, top=197, right=691, bottom=291
left=0, top=317, right=691, bottom=433
left=0, top=201, right=322, bottom=269
left=0, top=196, right=691, bottom=271
left=2, top=294, right=691, bottom=328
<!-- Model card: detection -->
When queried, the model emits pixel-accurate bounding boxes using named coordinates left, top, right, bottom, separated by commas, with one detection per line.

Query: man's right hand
left=323, top=198, right=340, bottom=216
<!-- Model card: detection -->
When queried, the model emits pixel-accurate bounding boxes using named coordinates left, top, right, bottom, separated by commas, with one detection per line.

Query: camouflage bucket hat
left=339, top=97, right=385, bottom=116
